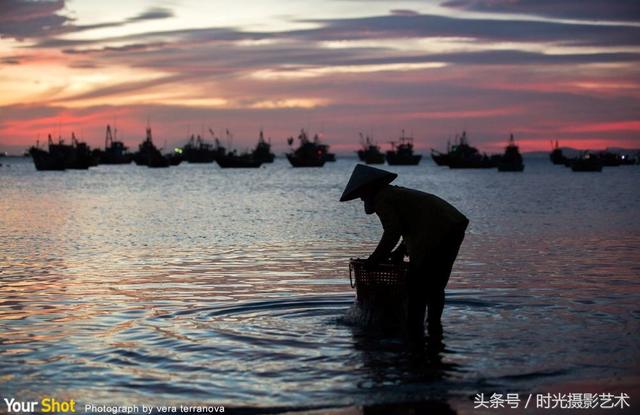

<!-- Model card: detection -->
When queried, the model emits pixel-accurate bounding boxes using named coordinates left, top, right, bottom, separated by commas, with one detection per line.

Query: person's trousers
left=407, top=222, right=468, bottom=336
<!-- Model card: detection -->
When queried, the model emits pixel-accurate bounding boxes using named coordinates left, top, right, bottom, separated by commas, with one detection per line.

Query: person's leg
left=426, top=288, right=446, bottom=336
left=407, top=265, right=428, bottom=337
left=426, top=225, right=467, bottom=335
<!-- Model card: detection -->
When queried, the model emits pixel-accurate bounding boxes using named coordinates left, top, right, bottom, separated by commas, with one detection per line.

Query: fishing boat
left=29, top=133, right=97, bottom=170
left=182, top=134, right=217, bottom=163
left=67, top=133, right=98, bottom=169
left=596, top=151, right=623, bottom=167
left=30, top=146, right=65, bottom=171
left=97, top=125, right=132, bottom=164
left=216, top=129, right=262, bottom=168
left=619, top=154, right=638, bottom=165
left=166, top=149, right=183, bottom=166
left=251, top=130, right=275, bottom=163
left=570, top=152, right=602, bottom=172
left=29, top=135, right=67, bottom=171
left=549, top=140, right=568, bottom=165
left=497, top=134, right=525, bottom=172
left=356, top=133, right=385, bottom=164
left=620, top=154, right=638, bottom=166
left=286, top=129, right=326, bottom=167
left=446, top=131, right=498, bottom=169
left=209, top=129, right=228, bottom=161
left=320, top=143, right=336, bottom=162
left=216, top=150, right=262, bottom=168
left=133, top=126, right=170, bottom=168
left=386, top=130, right=421, bottom=165
left=430, top=148, right=450, bottom=166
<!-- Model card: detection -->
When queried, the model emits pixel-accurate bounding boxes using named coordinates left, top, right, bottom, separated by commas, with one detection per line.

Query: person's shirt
left=373, top=185, right=468, bottom=262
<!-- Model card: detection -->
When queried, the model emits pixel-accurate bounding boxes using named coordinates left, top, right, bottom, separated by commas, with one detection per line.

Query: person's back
left=373, top=185, right=468, bottom=267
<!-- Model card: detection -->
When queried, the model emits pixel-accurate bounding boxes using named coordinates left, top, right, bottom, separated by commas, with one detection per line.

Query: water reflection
left=1, top=157, right=639, bottom=411
left=346, top=326, right=459, bottom=413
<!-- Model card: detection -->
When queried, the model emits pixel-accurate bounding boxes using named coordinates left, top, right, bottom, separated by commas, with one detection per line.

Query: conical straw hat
left=340, top=164, right=397, bottom=202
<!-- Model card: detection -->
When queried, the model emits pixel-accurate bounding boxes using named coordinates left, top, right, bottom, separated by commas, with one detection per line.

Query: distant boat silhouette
left=286, top=129, right=326, bottom=167
left=357, top=133, right=385, bottom=164
left=97, top=125, right=132, bottom=165
left=216, top=150, right=262, bottom=168
left=67, top=133, right=98, bottom=169
left=549, top=140, right=568, bottom=165
left=596, top=151, right=623, bottom=167
left=182, top=133, right=217, bottom=163
left=216, top=129, right=262, bottom=168
left=251, top=130, right=275, bottom=163
left=133, top=125, right=170, bottom=168
left=166, top=150, right=183, bottom=166
left=29, top=134, right=97, bottom=170
left=430, top=148, right=450, bottom=166
left=29, top=135, right=67, bottom=171
left=498, top=134, right=525, bottom=172
left=444, top=131, right=499, bottom=169
left=570, top=152, right=602, bottom=172
left=386, top=130, right=421, bottom=165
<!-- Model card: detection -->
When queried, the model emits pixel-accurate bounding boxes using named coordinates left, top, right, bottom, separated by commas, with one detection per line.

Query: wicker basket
left=349, top=258, right=409, bottom=294
left=348, top=258, right=410, bottom=327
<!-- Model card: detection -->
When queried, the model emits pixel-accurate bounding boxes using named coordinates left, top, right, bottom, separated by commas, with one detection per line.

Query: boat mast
left=105, top=125, right=113, bottom=149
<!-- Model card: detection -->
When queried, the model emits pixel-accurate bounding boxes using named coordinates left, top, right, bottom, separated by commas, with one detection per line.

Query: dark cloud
left=337, top=50, right=640, bottom=67
left=1, top=57, right=21, bottom=65
left=0, top=0, right=71, bottom=39
left=66, top=6, right=174, bottom=34
left=442, top=0, right=640, bottom=23
left=48, top=36, right=640, bottom=108
left=297, top=14, right=640, bottom=47
left=39, top=14, right=638, bottom=85
left=62, top=42, right=168, bottom=54
left=35, top=10, right=639, bottom=76
left=126, top=7, right=174, bottom=23
left=35, top=27, right=268, bottom=49
left=68, top=61, right=100, bottom=69
left=0, top=2, right=174, bottom=40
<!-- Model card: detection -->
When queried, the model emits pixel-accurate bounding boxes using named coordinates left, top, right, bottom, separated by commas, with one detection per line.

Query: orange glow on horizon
left=1, top=3, right=639, bottom=154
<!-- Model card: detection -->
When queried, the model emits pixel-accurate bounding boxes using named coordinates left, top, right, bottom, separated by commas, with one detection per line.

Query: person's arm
left=390, top=241, right=407, bottom=262
left=367, top=191, right=402, bottom=263
left=368, top=231, right=401, bottom=263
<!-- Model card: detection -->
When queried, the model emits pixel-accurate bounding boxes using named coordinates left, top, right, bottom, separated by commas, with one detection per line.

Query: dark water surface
left=1, top=156, right=639, bottom=413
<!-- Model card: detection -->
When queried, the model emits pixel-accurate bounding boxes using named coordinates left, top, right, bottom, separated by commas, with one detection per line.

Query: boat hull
left=431, top=153, right=449, bottom=166
left=30, top=148, right=66, bottom=171
left=148, top=158, right=171, bottom=168
left=135, top=153, right=171, bottom=168
left=184, top=154, right=216, bottom=163
left=286, top=154, right=325, bottom=167
left=357, top=149, right=385, bottom=164
left=217, top=156, right=262, bottom=168
left=386, top=154, right=422, bottom=165
left=570, top=160, right=602, bottom=172
left=364, top=154, right=385, bottom=164
left=253, top=153, right=275, bottom=163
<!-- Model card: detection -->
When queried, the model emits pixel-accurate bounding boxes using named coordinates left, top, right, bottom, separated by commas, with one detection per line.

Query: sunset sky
left=1, top=0, right=639, bottom=154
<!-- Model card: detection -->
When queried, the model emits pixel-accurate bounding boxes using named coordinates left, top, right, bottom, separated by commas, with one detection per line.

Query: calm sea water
left=1, top=156, right=639, bottom=413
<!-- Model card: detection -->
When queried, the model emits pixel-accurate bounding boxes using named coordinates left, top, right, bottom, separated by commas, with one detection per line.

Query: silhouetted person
left=340, top=164, right=468, bottom=337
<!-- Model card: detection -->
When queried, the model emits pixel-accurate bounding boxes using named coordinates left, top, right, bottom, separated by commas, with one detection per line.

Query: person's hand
left=390, top=249, right=405, bottom=263
left=364, top=254, right=381, bottom=267
left=390, top=242, right=406, bottom=263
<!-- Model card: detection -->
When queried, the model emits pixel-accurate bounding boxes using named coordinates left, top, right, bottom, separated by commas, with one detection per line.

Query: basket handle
left=349, top=261, right=355, bottom=288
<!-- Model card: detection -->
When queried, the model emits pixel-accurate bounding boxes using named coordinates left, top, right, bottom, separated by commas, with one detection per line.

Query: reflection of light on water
left=0, top=157, right=639, bottom=408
